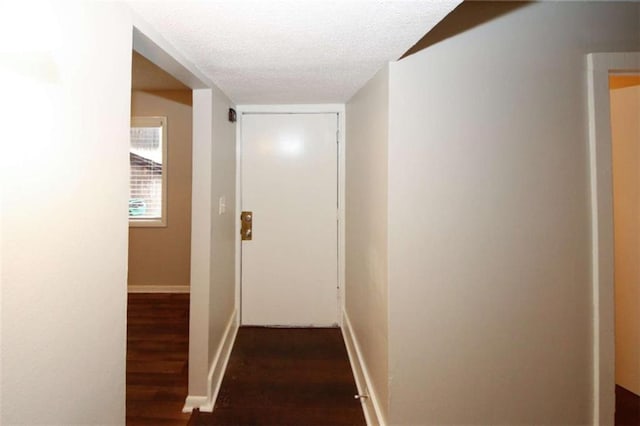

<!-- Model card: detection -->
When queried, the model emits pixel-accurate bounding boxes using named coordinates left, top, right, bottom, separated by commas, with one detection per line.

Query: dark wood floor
left=189, top=327, right=366, bottom=426
left=126, top=295, right=639, bottom=426
left=616, top=385, right=640, bottom=426
left=127, top=293, right=191, bottom=426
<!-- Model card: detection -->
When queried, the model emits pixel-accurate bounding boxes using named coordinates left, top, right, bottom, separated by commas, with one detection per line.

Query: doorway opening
left=609, top=73, right=640, bottom=426
left=127, top=51, right=193, bottom=292
left=125, top=48, right=194, bottom=424
left=587, top=52, right=640, bottom=425
left=128, top=22, right=235, bottom=416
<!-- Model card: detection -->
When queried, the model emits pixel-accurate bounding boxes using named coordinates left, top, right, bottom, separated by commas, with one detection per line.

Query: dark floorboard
left=127, top=293, right=191, bottom=426
left=126, top=295, right=638, bottom=426
left=190, top=327, right=366, bottom=426
left=617, top=385, right=640, bottom=426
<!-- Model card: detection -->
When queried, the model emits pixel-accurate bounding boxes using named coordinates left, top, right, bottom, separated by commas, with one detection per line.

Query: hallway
left=126, top=294, right=364, bottom=425
left=5, top=2, right=640, bottom=425
left=189, top=327, right=365, bottom=425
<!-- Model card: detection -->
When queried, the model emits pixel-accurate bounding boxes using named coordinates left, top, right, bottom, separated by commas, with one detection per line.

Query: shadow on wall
left=137, top=89, right=193, bottom=106
left=400, top=1, right=532, bottom=59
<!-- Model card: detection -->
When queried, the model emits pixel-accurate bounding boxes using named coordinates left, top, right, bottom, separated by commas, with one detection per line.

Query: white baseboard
left=127, top=285, right=190, bottom=293
left=183, top=395, right=208, bottom=411
left=183, top=309, right=239, bottom=413
left=342, top=310, right=387, bottom=426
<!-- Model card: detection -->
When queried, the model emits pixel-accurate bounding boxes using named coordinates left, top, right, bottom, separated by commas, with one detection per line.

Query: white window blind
left=129, top=116, right=167, bottom=226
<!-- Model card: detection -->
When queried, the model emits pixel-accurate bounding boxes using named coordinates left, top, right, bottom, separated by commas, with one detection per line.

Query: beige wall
left=129, top=90, right=192, bottom=288
left=386, top=2, right=640, bottom=425
left=345, top=64, right=390, bottom=421
left=611, top=82, right=640, bottom=395
left=1, top=2, right=130, bottom=423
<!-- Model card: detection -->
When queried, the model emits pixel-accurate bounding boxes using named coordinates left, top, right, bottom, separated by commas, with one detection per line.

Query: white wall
left=207, top=86, right=237, bottom=366
left=189, top=89, right=214, bottom=397
left=188, top=86, right=236, bottom=403
left=386, top=2, right=640, bottom=425
left=611, top=83, right=640, bottom=396
left=345, top=65, right=389, bottom=422
left=0, top=2, right=131, bottom=424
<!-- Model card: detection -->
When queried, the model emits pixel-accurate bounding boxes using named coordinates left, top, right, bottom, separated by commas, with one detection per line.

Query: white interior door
left=241, top=113, right=338, bottom=326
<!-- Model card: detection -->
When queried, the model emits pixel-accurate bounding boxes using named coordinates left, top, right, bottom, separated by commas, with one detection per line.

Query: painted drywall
left=345, top=64, right=389, bottom=422
left=610, top=75, right=640, bottom=90
left=188, top=89, right=214, bottom=397
left=0, top=2, right=131, bottom=424
left=188, top=86, right=236, bottom=400
left=207, top=85, right=237, bottom=367
left=129, top=90, right=193, bottom=288
left=132, top=51, right=189, bottom=90
left=610, top=82, right=640, bottom=396
left=386, top=2, right=640, bottom=425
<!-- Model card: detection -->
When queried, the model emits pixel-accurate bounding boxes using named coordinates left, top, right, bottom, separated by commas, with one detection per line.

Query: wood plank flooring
left=127, top=293, right=191, bottom=426
left=127, top=294, right=638, bottom=426
left=189, top=327, right=366, bottom=426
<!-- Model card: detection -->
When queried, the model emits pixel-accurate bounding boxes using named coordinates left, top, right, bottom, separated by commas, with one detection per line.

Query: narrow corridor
left=189, top=327, right=365, bottom=426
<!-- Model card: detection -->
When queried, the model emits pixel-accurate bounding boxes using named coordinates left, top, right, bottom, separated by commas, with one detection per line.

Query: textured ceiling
left=128, top=0, right=462, bottom=104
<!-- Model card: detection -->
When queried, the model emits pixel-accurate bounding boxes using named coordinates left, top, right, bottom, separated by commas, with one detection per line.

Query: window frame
left=129, top=116, right=168, bottom=228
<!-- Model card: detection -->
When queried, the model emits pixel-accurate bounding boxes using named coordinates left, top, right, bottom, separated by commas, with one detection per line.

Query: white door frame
left=587, top=52, right=640, bottom=426
left=235, top=104, right=346, bottom=326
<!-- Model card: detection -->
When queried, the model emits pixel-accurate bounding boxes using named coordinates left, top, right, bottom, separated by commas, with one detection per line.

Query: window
left=129, top=116, right=167, bottom=227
